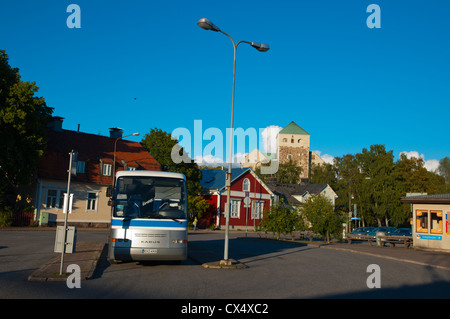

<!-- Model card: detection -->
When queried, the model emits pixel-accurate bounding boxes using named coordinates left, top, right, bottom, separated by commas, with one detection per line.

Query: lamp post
left=112, top=132, right=140, bottom=187
left=197, top=18, right=269, bottom=264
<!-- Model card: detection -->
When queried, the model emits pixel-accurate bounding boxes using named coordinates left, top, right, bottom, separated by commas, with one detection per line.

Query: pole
left=223, top=32, right=238, bottom=263
left=60, top=150, right=73, bottom=275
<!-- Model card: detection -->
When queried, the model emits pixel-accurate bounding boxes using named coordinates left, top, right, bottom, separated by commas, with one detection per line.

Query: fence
left=12, top=212, right=35, bottom=226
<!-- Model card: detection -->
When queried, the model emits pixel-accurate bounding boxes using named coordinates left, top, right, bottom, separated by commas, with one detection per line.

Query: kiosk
left=401, top=193, right=450, bottom=252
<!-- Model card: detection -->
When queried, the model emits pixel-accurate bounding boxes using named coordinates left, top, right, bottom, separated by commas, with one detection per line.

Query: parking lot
left=1, top=229, right=450, bottom=300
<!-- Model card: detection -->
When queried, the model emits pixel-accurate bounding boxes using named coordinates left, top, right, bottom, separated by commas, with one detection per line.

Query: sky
left=1, top=1, right=449, bottom=171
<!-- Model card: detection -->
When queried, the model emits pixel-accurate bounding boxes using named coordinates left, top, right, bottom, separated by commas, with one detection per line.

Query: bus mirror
left=106, top=186, right=113, bottom=197
left=108, top=198, right=114, bottom=206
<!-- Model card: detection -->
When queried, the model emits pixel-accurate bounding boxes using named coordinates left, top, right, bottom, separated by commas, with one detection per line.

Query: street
left=1, top=229, right=450, bottom=300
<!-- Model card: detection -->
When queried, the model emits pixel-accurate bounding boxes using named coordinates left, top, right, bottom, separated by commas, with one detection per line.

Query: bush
left=0, top=206, right=14, bottom=227
left=260, top=201, right=305, bottom=240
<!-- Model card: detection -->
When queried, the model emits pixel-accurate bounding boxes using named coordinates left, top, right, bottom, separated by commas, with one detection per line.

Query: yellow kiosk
left=401, top=193, right=450, bottom=252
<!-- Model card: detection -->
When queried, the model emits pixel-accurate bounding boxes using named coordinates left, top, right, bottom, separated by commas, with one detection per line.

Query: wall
left=412, top=203, right=450, bottom=251
left=37, top=179, right=111, bottom=227
left=278, top=133, right=310, bottom=179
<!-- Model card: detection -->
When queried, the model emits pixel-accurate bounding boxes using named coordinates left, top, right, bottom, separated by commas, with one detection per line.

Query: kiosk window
left=416, top=210, right=428, bottom=233
left=430, top=210, right=443, bottom=234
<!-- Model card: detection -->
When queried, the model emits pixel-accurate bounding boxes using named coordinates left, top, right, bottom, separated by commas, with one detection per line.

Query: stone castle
left=241, top=121, right=324, bottom=182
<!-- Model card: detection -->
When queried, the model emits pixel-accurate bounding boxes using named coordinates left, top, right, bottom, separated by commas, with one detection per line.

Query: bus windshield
left=114, top=176, right=187, bottom=220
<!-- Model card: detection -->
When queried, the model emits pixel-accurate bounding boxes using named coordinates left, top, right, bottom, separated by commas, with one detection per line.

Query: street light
left=197, top=17, right=269, bottom=264
left=112, top=132, right=140, bottom=187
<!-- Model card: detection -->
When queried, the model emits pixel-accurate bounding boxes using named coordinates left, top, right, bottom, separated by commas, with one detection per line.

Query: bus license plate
left=142, top=249, right=157, bottom=254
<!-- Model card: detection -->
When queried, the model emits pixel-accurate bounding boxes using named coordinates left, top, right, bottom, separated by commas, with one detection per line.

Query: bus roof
left=115, top=170, right=186, bottom=180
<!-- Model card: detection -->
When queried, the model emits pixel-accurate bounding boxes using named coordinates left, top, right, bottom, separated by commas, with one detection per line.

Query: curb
left=28, top=242, right=106, bottom=282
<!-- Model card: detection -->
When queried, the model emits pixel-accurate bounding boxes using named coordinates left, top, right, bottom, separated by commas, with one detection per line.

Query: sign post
left=59, top=150, right=76, bottom=275
left=244, top=193, right=251, bottom=238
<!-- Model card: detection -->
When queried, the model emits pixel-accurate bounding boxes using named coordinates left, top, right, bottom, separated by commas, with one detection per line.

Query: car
left=388, top=228, right=412, bottom=237
left=367, top=226, right=397, bottom=240
left=349, top=227, right=374, bottom=236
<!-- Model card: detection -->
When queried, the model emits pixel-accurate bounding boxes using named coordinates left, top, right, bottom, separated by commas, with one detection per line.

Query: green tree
left=259, top=200, right=304, bottom=240
left=301, top=193, right=343, bottom=243
left=140, top=128, right=210, bottom=221
left=0, top=49, right=53, bottom=211
left=356, top=145, right=399, bottom=227
left=438, top=157, right=450, bottom=191
left=276, top=159, right=303, bottom=184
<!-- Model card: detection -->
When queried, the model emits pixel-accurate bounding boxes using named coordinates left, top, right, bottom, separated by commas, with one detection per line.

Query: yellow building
left=401, top=193, right=450, bottom=252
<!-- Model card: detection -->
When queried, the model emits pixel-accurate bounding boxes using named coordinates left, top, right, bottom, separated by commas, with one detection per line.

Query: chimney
left=46, top=116, right=64, bottom=132
left=109, top=127, right=124, bottom=139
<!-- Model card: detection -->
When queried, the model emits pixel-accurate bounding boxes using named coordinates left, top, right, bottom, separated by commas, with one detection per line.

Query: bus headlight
left=172, top=239, right=187, bottom=244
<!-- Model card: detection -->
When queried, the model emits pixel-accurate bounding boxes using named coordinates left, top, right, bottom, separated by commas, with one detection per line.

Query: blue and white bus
left=108, top=170, right=188, bottom=263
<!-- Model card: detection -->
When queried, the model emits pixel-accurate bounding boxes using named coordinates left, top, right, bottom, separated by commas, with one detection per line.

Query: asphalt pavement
left=25, top=229, right=450, bottom=282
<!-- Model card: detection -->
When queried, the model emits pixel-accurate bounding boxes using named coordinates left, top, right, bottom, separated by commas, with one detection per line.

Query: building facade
left=401, top=193, right=450, bottom=252
left=241, top=121, right=325, bottom=182
left=34, top=117, right=161, bottom=227
left=199, top=168, right=275, bottom=230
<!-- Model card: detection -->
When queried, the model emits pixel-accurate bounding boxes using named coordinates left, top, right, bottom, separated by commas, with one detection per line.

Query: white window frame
left=86, top=192, right=98, bottom=211
left=230, top=199, right=241, bottom=218
left=242, top=178, right=250, bottom=192
left=252, top=200, right=265, bottom=219
left=103, top=163, right=112, bottom=176
left=45, top=188, right=65, bottom=209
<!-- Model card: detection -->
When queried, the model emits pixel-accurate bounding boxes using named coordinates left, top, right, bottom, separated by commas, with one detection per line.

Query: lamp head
left=251, top=42, right=270, bottom=52
left=197, top=18, right=221, bottom=32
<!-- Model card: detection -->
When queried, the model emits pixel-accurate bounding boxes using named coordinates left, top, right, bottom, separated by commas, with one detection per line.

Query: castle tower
left=277, top=121, right=310, bottom=182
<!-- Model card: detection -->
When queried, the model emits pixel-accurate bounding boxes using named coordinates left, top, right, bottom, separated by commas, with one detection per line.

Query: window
left=243, top=178, right=250, bottom=192
left=230, top=199, right=241, bottom=218
left=416, top=210, right=428, bottom=233
left=430, top=210, right=443, bottom=234
left=103, top=164, right=112, bottom=176
left=252, top=200, right=265, bottom=219
left=86, top=192, right=98, bottom=211
left=46, top=190, right=57, bottom=208
left=76, top=161, right=85, bottom=174
left=46, top=189, right=65, bottom=209
left=282, top=138, right=287, bottom=143
left=416, top=210, right=443, bottom=234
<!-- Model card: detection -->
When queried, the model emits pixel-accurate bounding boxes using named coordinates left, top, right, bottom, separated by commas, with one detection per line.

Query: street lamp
left=197, top=17, right=269, bottom=264
left=112, top=132, right=140, bottom=187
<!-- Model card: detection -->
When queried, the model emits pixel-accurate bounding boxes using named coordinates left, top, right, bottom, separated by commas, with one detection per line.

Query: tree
left=259, top=200, right=305, bottom=240
left=140, top=128, right=210, bottom=221
left=0, top=49, right=53, bottom=211
left=276, top=159, right=303, bottom=184
left=438, top=157, right=450, bottom=191
left=301, top=193, right=343, bottom=243
left=356, top=145, right=399, bottom=227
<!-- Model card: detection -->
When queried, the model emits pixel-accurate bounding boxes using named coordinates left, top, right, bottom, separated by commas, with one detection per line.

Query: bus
left=107, top=170, right=188, bottom=263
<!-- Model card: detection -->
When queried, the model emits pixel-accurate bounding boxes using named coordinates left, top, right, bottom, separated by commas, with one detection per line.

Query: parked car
left=388, top=228, right=412, bottom=237
left=368, top=226, right=397, bottom=240
left=349, top=227, right=374, bottom=236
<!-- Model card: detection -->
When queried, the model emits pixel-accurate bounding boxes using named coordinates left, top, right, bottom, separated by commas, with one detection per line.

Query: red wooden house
left=199, top=168, right=274, bottom=230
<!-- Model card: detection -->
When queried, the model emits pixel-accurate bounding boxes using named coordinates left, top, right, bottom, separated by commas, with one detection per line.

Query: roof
left=400, top=193, right=450, bottom=204
left=279, top=121, right=310, bottom=135
left=38, top=128, right=161, bottom=185
left=200, top=168, right=250, bottom=190
left=116, top=170, right=185, bottom=180
left=200, top=167, right=275, bottom=196
left=269, top=183, right=330, bottom=205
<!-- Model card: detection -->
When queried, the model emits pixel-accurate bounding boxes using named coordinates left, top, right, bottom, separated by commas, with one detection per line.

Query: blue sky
left=1, top=1, right=449, bottom=170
